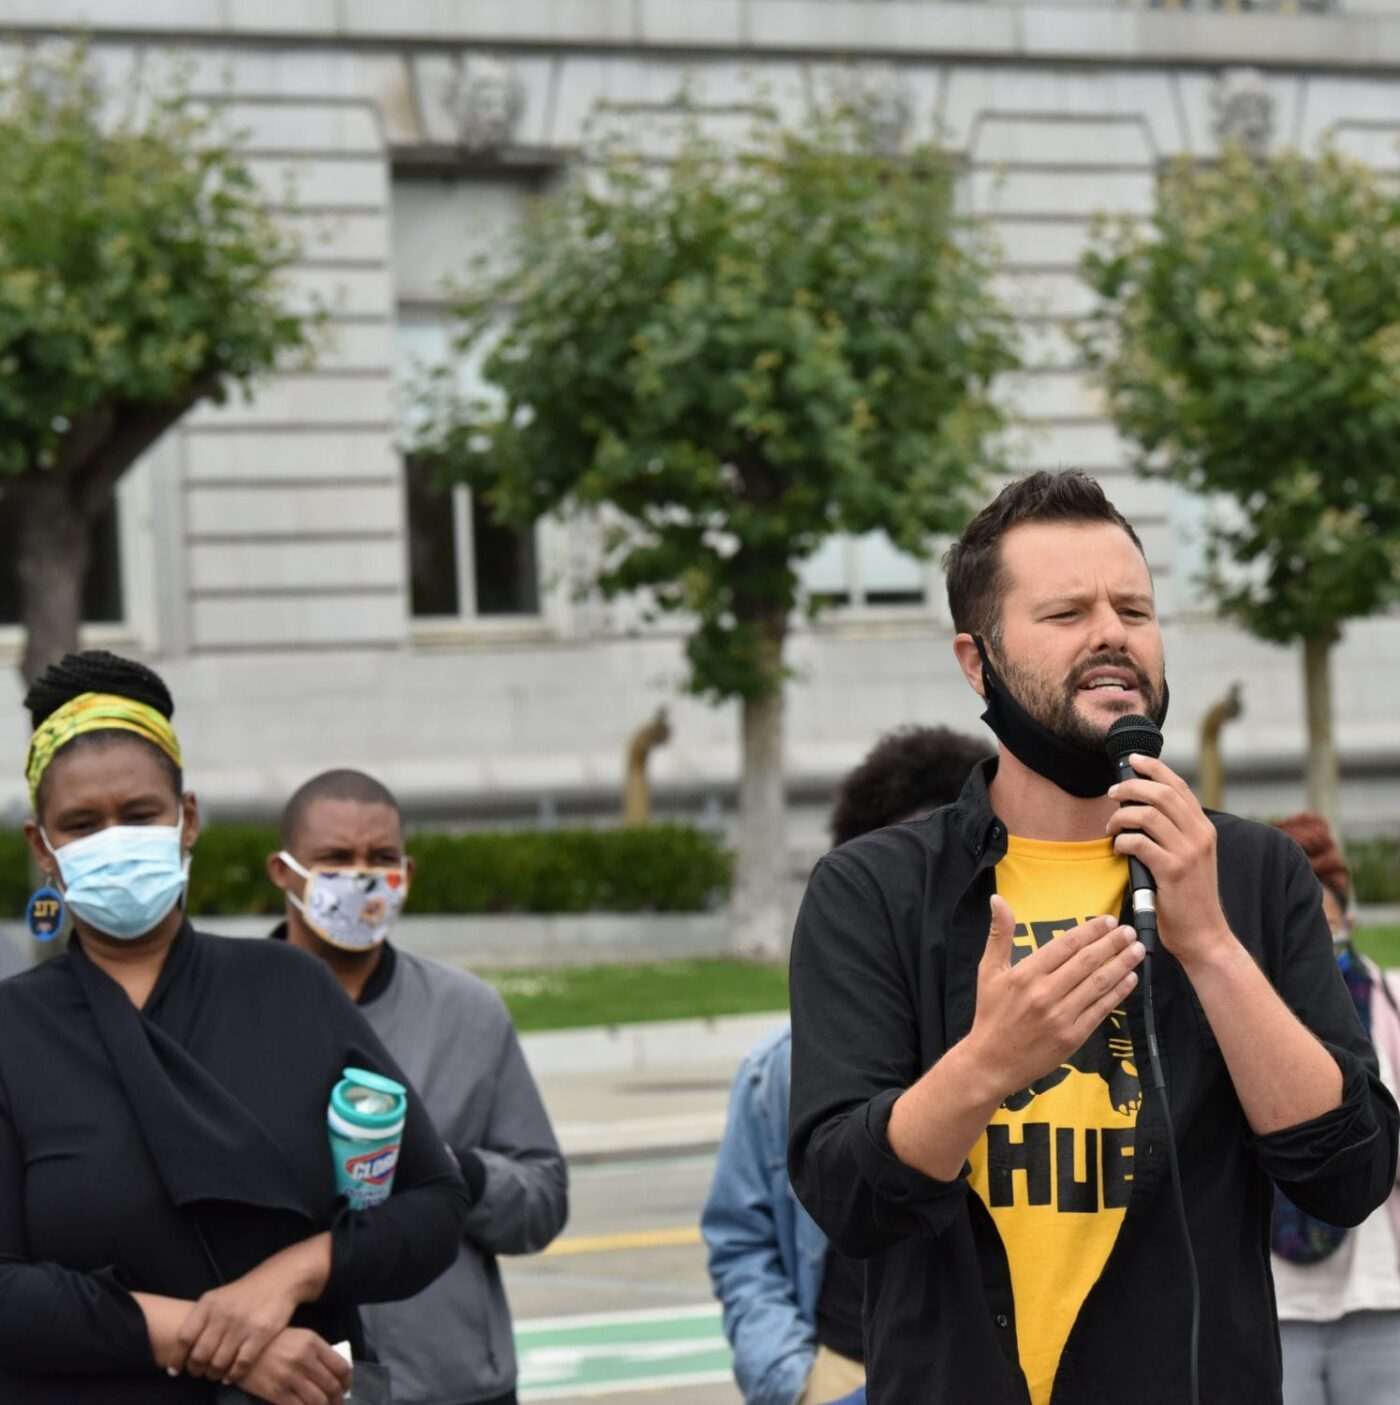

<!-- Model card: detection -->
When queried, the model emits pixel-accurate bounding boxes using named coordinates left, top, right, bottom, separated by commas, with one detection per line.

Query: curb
left=562, top=1130, right=726, bottom=1166
left=520, top=1010, right=789, bottom=1078
left=567, top=1143, right=721, bottom=1166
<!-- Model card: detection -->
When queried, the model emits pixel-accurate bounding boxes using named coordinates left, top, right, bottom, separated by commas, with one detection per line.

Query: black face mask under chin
left=972, top=635, right=1169, bottom=800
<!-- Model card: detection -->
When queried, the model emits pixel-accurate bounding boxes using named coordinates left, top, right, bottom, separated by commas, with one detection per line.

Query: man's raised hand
left=886, top=895, right=1145, bottom=1183
left=966, top=895, right=1145, bottom=1105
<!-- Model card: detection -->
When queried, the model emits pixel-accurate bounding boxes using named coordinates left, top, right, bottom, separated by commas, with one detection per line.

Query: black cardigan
left=0, top=924, right=473, bottom=1402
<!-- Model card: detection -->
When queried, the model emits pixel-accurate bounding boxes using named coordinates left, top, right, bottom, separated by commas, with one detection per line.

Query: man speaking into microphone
left=788, top=470, right=1398, bottom=1405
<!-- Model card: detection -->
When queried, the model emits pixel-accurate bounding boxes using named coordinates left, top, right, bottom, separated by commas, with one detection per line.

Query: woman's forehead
left=42, top=733, right=176, bottom=802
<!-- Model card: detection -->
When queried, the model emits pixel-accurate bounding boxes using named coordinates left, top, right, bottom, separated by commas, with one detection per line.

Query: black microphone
left=1104, top=714, right=1165, bottom=955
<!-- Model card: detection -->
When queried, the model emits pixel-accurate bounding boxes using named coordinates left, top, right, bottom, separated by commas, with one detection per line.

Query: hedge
left=403, top=826, right=732, bottom=914
left=1350, top=838, right=1400, bottom=907
left=0, top=824, right=1393, bottom=917
left=0, top=831, right=28, bottom=919
left=0, top=823, right=732, bottom=918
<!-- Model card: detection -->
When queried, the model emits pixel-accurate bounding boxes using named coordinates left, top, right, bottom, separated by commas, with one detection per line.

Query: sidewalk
left=521, top=1011, right=789, bottom=1163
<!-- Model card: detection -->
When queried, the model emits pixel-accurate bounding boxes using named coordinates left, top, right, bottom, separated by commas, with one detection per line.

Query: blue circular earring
left=26, top=884, right=65, bottom=942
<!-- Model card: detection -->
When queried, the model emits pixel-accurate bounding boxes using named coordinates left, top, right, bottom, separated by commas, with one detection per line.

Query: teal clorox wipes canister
left=327, top=1067, right=407, bottom=1210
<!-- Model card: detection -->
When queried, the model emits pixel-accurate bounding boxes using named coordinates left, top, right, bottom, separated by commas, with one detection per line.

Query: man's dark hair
left=280, top=768, right=402, bottom=848
left=829, top=725, right=992, bottom=847
left=24, top=649, right=183, bottom=807
left=943, top=470, right=1146, bottom=645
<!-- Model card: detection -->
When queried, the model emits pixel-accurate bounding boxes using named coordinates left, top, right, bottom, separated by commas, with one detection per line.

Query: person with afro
left=0, top=650, right=471, bottom=1405
left=701, top=725, right=992, bottom=1405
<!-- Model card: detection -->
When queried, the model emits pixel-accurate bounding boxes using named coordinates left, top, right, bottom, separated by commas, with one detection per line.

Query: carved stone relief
left=443, top=55, right=526, bottom=152
left=818, top=64, right=914, bottom=155
left=1211, top=67, right=1275, bottom=156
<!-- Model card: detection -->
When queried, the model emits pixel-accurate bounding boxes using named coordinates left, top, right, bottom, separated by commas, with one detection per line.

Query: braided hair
left=25, top=650, right=183, bottom=807
left=25, top=649, right=175, bottom=727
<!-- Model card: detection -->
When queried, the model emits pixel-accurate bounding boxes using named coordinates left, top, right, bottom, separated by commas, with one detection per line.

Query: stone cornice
left=6, top=0, right=1400, bottom=73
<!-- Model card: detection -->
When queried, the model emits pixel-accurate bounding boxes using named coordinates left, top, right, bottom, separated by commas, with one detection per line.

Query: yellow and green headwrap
left=25, top=692, right=183, bottom=807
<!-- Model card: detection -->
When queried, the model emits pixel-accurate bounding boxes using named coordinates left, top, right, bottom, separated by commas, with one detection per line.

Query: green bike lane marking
left=515, top=1303, right=732, bottom=1399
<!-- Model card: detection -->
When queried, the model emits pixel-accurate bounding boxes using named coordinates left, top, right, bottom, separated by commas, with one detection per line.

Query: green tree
left=0, top=49, right=316, bottom=684
left=413, top=113, right=1018, bottom=954
left=1079, top=145, right=1400, bottom=827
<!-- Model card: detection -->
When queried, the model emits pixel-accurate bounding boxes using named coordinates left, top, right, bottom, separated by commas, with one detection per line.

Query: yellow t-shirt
left=967, top=836, right=1137, bottom=1405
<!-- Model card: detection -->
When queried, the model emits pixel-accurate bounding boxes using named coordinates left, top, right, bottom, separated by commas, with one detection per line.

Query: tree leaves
left=413, top=110, right=1019, bottom=701
left=1079, top=145, right=1400, bottom=644
left=0, top=46, right=314, bottom=486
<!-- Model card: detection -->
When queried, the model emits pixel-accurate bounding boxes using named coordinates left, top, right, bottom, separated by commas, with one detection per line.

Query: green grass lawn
left=1355, top=925, right=1400, bottom=968
left=482, top=926, right=1400, bottom=1033
left=481, top=958, right=788, bottom=1033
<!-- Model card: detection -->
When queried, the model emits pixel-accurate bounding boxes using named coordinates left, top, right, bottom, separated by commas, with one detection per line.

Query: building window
left=393, top=171, right=553, bottom=626
left=472, top=493, right=539, bottom=615
left=0, top=495, right=124, bottom=626
left=799, top=530, right=930, bottom=612
left=405, top=458, right=539, bottom=619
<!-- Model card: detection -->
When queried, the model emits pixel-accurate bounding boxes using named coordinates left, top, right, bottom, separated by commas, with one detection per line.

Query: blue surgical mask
left=42, top=821, right=190, bottom=941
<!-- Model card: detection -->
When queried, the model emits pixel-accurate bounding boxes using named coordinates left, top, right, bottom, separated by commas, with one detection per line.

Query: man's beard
left=997, top=649, right=1167, bottom=750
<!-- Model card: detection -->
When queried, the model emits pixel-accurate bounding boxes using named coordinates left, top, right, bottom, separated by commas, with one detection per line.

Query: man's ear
left=22, top=819, right=57, bottom=884
left=403, top=854, right=416, bottom=888
left=953, top=633, right=988, bottom=700
left=266, top=850, right=298, bottom=897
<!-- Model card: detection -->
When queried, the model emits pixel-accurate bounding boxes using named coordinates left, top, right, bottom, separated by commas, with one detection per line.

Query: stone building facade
left=0, top=0, right=1397, bottom=844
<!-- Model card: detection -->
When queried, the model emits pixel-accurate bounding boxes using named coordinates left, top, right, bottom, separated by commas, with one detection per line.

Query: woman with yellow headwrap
left=23, top=653, right=192, bottom=941
left=0, top=651, right=471, bottom=1405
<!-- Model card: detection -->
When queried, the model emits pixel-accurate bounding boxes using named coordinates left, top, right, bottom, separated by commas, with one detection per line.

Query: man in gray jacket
left=267, top=768, right=569, bottom=1405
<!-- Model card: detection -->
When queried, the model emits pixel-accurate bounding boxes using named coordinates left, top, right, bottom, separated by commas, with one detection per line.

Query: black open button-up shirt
left=788, top=761, right=1399, bottom=1404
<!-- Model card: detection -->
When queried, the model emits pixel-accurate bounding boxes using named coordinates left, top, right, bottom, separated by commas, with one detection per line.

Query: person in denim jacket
left=702, top=726, right=990, bottom=1405
left=706, top=1025, right=828, bottom=1405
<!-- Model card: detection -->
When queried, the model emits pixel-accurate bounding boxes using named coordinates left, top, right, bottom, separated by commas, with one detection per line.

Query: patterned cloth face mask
left=278, top=852, right=409, bottom=952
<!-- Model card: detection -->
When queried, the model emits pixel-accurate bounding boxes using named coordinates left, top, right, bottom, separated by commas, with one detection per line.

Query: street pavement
left=504, top=1152, right=739, bottom=1404
left=502, top=1017, right=788, bottom=1402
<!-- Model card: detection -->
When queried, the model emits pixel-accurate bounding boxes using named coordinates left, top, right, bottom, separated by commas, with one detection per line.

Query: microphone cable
left=1141, top=949, right=1200, bottom=1405
left=1105, top=712, right=1200, bottom=1405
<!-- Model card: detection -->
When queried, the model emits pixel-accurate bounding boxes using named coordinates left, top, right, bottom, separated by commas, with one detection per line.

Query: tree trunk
left=733, top=619, right=788, bottom=959
left=13, top=474, right=91, bottom=687
left=11, top=476, right=91, bottom=966
left=1302, top=631, right=1340, bottom=831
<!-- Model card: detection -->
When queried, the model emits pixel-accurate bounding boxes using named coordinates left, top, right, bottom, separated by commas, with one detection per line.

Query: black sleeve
left=1251, top=840, right=1400, bottom=1226
left=788, top=849, right=970, bottom=1258
left=0, top=1062, right=153, bottom=1375
left=310, top=967, right=475, bottom=1306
